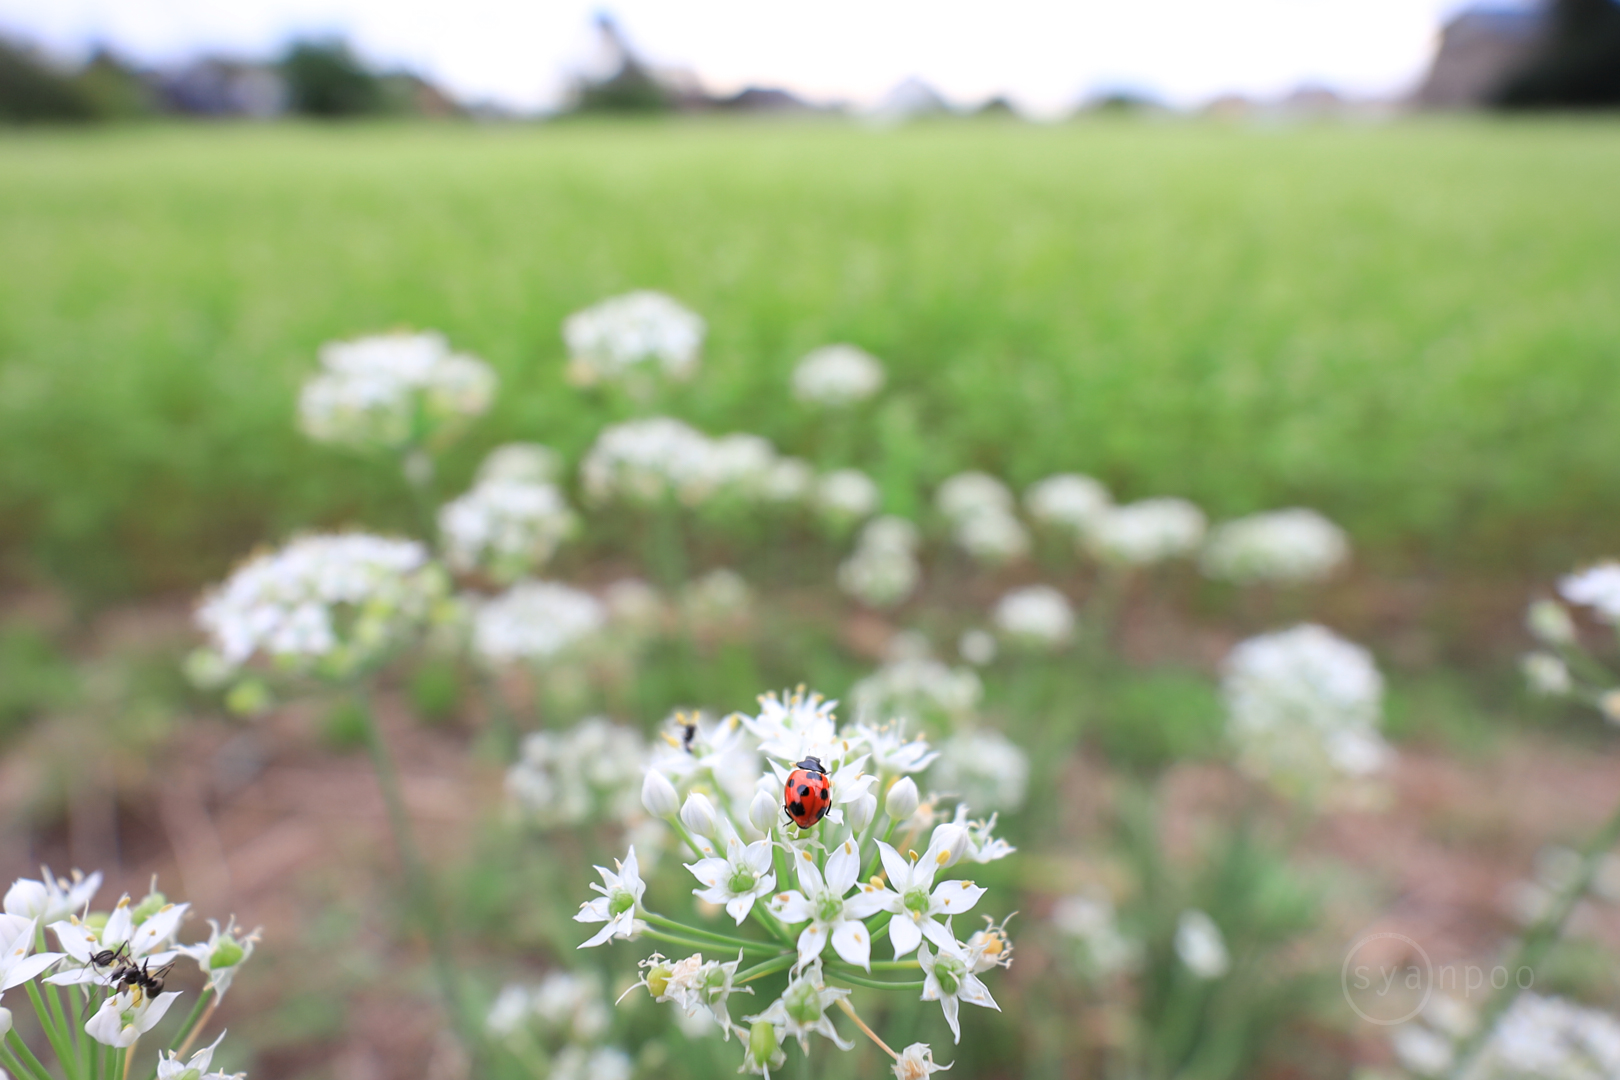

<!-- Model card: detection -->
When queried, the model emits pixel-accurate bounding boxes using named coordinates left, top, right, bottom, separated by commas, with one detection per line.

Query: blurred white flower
left=1522, top=652, right=1573, bottom=696
left=839, top=516, right=921, bottom=608
left=533, top=970, right=613, bottom=1043
left=604, top=578, right=667, bottom=636
left=1222, top=624, right=1391, bottom=798
left=929, top=731, right=1030, bottom=813
left=958, top=629, right=996, bottom=666
left=1052, top=890, right=1139, bottom=977
left=471, top=581, right=606, bottom=665
left=1200, top=508, right=1349, bottom=585
left=298, top=331, right=494, bottom=450
left=0, top=914, right=60, bottom=991
left=486, top=984, right=534, bottom=1038
left=1463, top=994, right=1620, bottom=1080
left=1560, top=563, right=1620, bottom=624
left=761, top=457, right=816, bottom=504
left=4, top=868, right=100, bottom=924
left=1391, top=1024, right=1455, bottom=1077
left=816, top=469, right=882, bottom=523
left=197, top=534, right=445, bottom=677
left=563, top=291, right=705, bottom=385
left=792, top=344, right=886, bottom=406
left=893, top=1042, right=952, bottom=1079
left=155, top=1032, right=235, bottom=1080
left=953, top=511, right=1030, bottom=566
left=1173, top=910, right=1229, bottom=979
left=680, top=569, right=752, bottom=636
left=550, top=1045, right=633, bottom=1080
left=851, top=658, right=982, bottom=729
left=583, top=417, right=783, bottom=508
left=508, top=718, right=647, bottom=827
left=1527, top=599, right=1577, bottom=647
left=991, top=586, right=1075, bottom=649
left=936, top=473, right=1014, bottom=521
left=1024, top=474, right=1112, bottom=536
left=476, top=442, right=563, bottom=485
left=1088, top=498, right=1207, bottom=566
left=439, top=479, right=578, bottom=582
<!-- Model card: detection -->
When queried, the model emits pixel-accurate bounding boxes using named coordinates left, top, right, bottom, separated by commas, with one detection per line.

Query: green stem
left=67, top=986, right=87, bottom=1080
left=25, top=978, right=78, bottom=1079
left=1447, top=789, right=1620, bottom=1080
left=865, top=911, right=893, bottom=940
left=860, top=818, right=902, bottom=882
left=736, top=952, right=799, bottom=985
left=750, top=905, right=797, bottom=948
left=822, top=968, right=926, bottom=992
left=641, top=912, right=770, bottom=954
left=354, top=683, right=481, bottom=1068
left=865, top=959, right=921, bottom=972
left=666, top=817, right=712, bottom=861
left=640, top=928, right=783, bottom=959
left=5, top=1031, right=54, bottom=1080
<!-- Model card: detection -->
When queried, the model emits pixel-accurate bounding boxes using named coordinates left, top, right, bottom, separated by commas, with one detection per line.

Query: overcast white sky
left=1, top=0, right=1502, bottom=114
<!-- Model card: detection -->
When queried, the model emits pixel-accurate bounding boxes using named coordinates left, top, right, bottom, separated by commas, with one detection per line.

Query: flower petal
left=49, top=920, right=96, bottom=963
left=957, top=972, right=999, bottom=1012
left=824, top=839, right=860, bottom=896
left=1, top=951, right=61, bottom=989
left=725, top=893, right=758, bottom=924
left=135, top=991, right=183, bottom=1035
left=844, top=886, right=889, bottom=920
left=769, top=890, right=812, bottom=924
left=877, top=842, right=912, bottom=892
left=685, top=858, right=729, bottom=889
left=796, top=923, right=828, bottom=969
left=831, top=919, right=871, bottom=970
left=929, top=880, right=986, bottom=919
left=793, top=848, right=825, bottom=894
left=889, top=915, right=923, bottom=958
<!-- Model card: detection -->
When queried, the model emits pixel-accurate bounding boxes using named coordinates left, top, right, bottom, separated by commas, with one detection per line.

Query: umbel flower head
left=1024, top=473, right=1112, bottom=537
left=580, top=418, right=788, bottom=508
left=298, top=330, right=495, bottom=451
left=195, top=534, right=448, bottom=679
left=507, top=718, right=646, bottom=828
left=1222, top=624, right=1392, bottom=800
left=935, top=473, right=1028, bottom=566
left=470, top=580, right=606, bottom=666
left=838, top=517, right=921, bottom=609
left=1088, top=497, right=1207, bottom=566
left=438, top=476, right=579, bottom=583
left=792, top=345, right=886, bottom=407
left=992, top=586, right=1075, bottom=650
left=1200, top=508, right=1349, bottom=585
left=4, top=867, right=101, bottom=925
left=563, top=290, right=706, bottom=386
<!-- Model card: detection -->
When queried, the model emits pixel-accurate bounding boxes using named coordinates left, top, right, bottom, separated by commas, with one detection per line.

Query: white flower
left=816, top=469, right=881, bottom=523
left=745, top=967, right=854, bottom=1052
left=476, top=442, right=562, bottom=485
left=839, top=517, right=921, bottom=608
left=1522, top=652, right=1573, bottom=696
left=950, top=808, right=1017, bottom=864
left=951, top=510, right=1029, bottom=566
left=1391, top=1024, right=1454, bottom=1077
left=438, top=479, right=578, bottom=582
left=156, top=1031, right=235, bottom=1080
left=580, top=417, right=717, bottom=506
left=1200, top=508, right=1349, bottom=585
left=963, top=915, right=1015, bottom=974
left=178, top=917, right=260, bottom=999
left=486, top=984, right=532, bottom=1037
left=1174, top=910, right=1229, bottom=979
left=957, top=629, right=996, bottom=666
left=851, top=659, right=982, bottom=730
left=768, top=839, right=888, bottom=970
left=1560, top=562, right=1620, bottom=624
left=48, top=893, right=189, bottom=987
left=4, top=868, right=101, bottom=924
left=1024, top=474, right=1111, bottom=535
left=196, top=534, right=444, bottom=675
left=0, top=915, right=60, bottom=991
left=688, top=838, right=777, bottom=923
left=935, top=473, right=1014, bottom=522
left=563, top=291, right=705, bottom=385
left=681, top=792, right=720, bottom=838
left=874, top=839, right=986, bottom=958
left=893, top=1042, right=952, bottom=1079
left=917, top=935, right=999, bottom=1044
left=1088, top=498, right=1207, bottom=565
left=1464, top=993, right=1620, bottom=1080
left=1052, top=890, right=1139, bottom=977
left=885, top=777, right=920, bottom=821
left=991, top=586, right=1074, bottom=649
left=471, top=581, right=605, bottom=665
left=533, top=970, right=612, bottom=1042
left=643, top=769, right=680, bottom=818
left=298, top=331, right=494, bottom=450
left=928, top=732, right=1029, bottom=813
left=740, top=1018, right=787, bottom=1078
left=575, top=847, right=647, bottom=948
left=605, top=578, right=667, bottom=635
left=855, top=722, right=939, bottom=775
left=792, top=345, right=886, bottom=406
left=761, top=458, right=815, bottom=504
left=86, top=987, right=183, bottom=1048
left=1222, top=624, right=1392, bottom=796
left=640, top=951, right=753, bottom=1036
left=1527, top=599, right=1577, bottom=646
left=507, top=718, right=646, bottom=827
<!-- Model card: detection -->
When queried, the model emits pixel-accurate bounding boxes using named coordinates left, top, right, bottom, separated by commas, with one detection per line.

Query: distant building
left=713, top=87, right=818, bottom=113
left=153, top=58, right=285, bottom=117
left=1415, top=4, right=1546, bottom=108
left=871, top=77, right=951, bottom=121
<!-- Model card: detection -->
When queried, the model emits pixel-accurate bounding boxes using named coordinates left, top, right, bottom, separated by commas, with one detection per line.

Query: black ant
left=108, top=957, right=175, bottom=998
left=679, top=719, right=698, bottom=752
left=88, top=941, right=131, bottom=969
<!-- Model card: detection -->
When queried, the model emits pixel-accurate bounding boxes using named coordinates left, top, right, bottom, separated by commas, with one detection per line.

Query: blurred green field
left=2, top=118, right=1619, bottom=598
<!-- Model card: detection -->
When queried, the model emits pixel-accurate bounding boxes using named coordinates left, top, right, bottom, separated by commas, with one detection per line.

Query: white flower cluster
left=815, top=468, right=882, bottom=524
left=1087, top=497, right=1207, bottom=566
left=992, top=585, right=1075, bottom=650
left=507, top=718, right=647, bottom=827
left=439, top=472, right=578, bottom=583
left=0, top=869, right=257, bottom=1074
left=1560, top=563, right=1620, bottom=624
left=838, top=517, right=922, bottom=609
left=1024, top=473, right=1112, bottom=537
left=1221, top=624, right=1392, bottom=798
left=1172, top=909, right=1230, bottom=980
left=298, top=331, right=495, bottom=451
left=196, top=534, right=447, bottom=677
left=929, top=730, right=1030, bottom=813
left=936, top=473, right=1029, bottom=565
left=850, top=654, right=982, bottom=730
left=1051, top=889, right=1139, bottom=978
left=563, top=290, right=705, bottom=387
left=1200, top=508, right=1349, bottom=585
left=792, top=345, right=886, bottom=407
left=584, top=689, right=1016, bottom=1076
left=477, top=442, right=563, bottom=485
left=486, top=971, right=630, bottom=1080
left=1517, top=588, right=1620, bottom=719
left=680, top=569, right=753, bottom=638
left=1394, top=993, right=1620, bottom=1080
left=472, top=580, right=606, bottom=666
left=581, top=418, right=794, bottom=509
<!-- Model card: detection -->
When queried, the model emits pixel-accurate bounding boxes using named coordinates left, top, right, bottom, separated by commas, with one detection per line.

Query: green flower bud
left=131, top=892, right=167, bottom=924
left=177, top=1068, right=202, bottom=1080
left=933, top=954, right=964, bottom=997
left=85, top=912, right=109, bottom=932
left=728, top=869, right=757, bottom=894
left=609, top=890, right=636, bottom=917
left=0, top=1005, right=12, bottom=1037
left=208, top=937, right=245, bottom=970
left=783, top=979, right=823, bottom=1026
left=646, top=963, right=673, bottom=1000
left=749, top=1020, right=780, bottom=1064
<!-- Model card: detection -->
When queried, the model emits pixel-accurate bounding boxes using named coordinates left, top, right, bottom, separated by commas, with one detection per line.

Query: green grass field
left=2, top=118, right=1619, bottom=598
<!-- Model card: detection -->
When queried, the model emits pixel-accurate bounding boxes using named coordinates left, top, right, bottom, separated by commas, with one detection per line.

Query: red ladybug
left=783, top=757, right=831, bottom=829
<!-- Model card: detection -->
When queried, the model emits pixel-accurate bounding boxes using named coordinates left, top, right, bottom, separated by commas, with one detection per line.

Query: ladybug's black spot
left=816, top=804, right=828, bottom=820
left=788, top=801, right=805, bottom=818
left=798, top=784, right=810, bottom=797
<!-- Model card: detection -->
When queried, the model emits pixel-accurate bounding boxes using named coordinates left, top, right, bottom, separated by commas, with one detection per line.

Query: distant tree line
left=1493, top=0, right=1620, bottom=107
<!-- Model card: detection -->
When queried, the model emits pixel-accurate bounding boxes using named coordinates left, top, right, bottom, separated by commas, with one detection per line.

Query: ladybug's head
left=795, top=756, right=826, bottom=775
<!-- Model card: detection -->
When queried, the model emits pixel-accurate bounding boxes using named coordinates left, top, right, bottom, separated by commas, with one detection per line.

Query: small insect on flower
left=783, top=757, right=832, bottom=829
left=88, top=941, right=132, bottom=969
left=110, top=956, right=176, bottom=998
